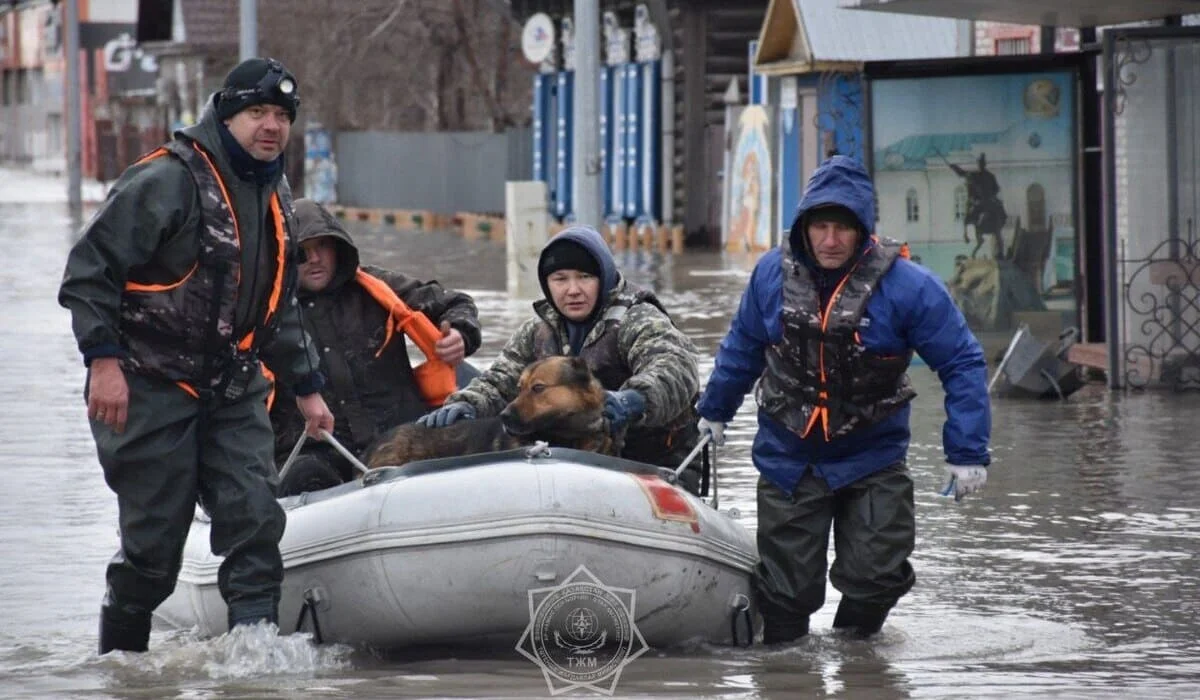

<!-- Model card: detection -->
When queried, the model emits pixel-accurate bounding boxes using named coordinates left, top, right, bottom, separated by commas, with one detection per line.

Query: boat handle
left=673, top=432, right=712, bottom=477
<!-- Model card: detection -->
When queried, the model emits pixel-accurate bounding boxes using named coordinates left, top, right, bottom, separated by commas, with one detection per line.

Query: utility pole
left=239, top=0, right=258, bottom=61
left=572, top=0, right=600, bottom=227
left=65, top=0, right=82, bottom=215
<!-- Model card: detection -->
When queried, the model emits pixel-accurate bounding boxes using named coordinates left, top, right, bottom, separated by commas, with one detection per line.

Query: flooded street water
left=3, top=194, right=1200, bottom=699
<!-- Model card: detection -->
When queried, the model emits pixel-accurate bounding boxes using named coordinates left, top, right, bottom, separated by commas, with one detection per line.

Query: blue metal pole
left=623, top=62, right=641, bottom=220
left=637, top=59, right=661, bottom=224
left=555, top=69, right=575, bottom=220
left=611, top=65, right=627, bottom=221
left=532, top=74, right=553, bottom=184
left=600, top=66, right=613, bottom=219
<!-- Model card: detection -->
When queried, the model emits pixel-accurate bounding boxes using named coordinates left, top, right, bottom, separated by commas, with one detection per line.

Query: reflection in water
left=3, top=209, right=1200, bottom=698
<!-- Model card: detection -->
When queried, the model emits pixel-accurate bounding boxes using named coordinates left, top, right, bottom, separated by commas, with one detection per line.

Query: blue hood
left=789, top=155, right=876, bottom=257
left=537, top=225, right=620, bottom=355
left=538, top=225, right=620, bottom=299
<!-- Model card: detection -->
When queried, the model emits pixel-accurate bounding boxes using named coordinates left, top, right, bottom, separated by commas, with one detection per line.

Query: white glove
left=940, top=466, right=987, bottom=502
left=697, top=418, right=726, bottom=447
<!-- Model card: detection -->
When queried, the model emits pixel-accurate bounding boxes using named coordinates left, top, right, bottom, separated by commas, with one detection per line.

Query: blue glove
left=416, top=401, right=475, bottom=428
left=602, top=390, right=646, bottom=434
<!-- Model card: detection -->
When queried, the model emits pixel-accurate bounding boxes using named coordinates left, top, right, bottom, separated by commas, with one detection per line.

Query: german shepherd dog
left=364, top=356, right=618, bottom=468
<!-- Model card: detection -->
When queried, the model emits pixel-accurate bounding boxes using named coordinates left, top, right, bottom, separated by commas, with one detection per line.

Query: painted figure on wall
left=726, top=106, right=774, bottom=252
left=729, top=151, right=763, bottom=252
left=944, top=151, right=1008, bottom=259
left=870, top=72, right=1078, bottom=335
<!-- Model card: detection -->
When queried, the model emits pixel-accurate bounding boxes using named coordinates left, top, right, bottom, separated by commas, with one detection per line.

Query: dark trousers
left=91, top=371, right=286, bottom=628
left=753, top=463, right=916, bottom=630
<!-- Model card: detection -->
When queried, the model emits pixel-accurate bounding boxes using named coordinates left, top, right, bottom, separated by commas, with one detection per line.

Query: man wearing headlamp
left=59, top=57, right=332, bottom=654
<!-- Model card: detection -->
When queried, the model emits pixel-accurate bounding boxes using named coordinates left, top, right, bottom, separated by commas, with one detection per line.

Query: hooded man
left=59, top=57, right=334, bottom=654
left=417, top=225, right=702, bottom=484
left=269, top=199, right=482, bottom=495
left=696, top=155, right=991, bottom=643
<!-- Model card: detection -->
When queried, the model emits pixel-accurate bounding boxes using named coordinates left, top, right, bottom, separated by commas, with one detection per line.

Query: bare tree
left=260, top=0, right=532, bottom=135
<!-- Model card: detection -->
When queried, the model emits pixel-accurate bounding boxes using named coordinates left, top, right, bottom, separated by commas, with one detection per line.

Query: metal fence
left=334, top=129, right=532, bottom=214
left=1103, top=27, right=1200, bottom=390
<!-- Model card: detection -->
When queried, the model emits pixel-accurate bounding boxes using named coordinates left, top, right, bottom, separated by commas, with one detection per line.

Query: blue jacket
left=697, top=156, right=991, bottom=494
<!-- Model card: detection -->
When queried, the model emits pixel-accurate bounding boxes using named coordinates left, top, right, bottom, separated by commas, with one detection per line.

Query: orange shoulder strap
left=869, top=235, right=912, bottom=260
left=355, top=269, right=456, bottom=407
left=133, top=146, right=168, bottom=166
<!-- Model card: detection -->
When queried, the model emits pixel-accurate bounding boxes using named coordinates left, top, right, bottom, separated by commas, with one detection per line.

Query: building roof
left=754, top=0, right=963, bottom=75
left=875, top=131, right=1004, bottom=170
left=841, top=0, right=1200, bottom=28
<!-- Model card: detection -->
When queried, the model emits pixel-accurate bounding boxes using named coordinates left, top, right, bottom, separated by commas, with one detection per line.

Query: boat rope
left=278, top=429, right=370, bottom=484
left=730, top=593, right=754, bottom=647
left=295, top=589, right=325, bottom=644
left=320, top=429, right=370, bottom=475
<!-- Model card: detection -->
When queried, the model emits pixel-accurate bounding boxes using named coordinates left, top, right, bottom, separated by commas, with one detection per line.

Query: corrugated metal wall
left=335, top=129, right=532, bottom=213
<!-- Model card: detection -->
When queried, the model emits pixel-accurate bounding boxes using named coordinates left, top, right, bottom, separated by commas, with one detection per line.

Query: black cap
left=792, top=204, right=866, bottom=264
left=215, top=57, right=299, bottom=122
left=805, top=204, right=863, bottom=232
left=539, top=239, right=601, bottom=281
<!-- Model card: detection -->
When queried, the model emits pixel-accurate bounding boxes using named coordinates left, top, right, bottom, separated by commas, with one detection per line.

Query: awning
left=840, top=0, right=1200, bottom=27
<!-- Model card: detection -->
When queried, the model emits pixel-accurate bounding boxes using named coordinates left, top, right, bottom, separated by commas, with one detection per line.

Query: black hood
left=292, top=198, right=360, bottom=295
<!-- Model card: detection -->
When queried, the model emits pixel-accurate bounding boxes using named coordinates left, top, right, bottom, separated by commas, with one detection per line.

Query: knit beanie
left=538, top=239, right=602, bottom=280
left=804, top=204, right=864, bottom=234
left=796, top=204, right=863, bottom=257
left=215, top=57, right=299, bottom=122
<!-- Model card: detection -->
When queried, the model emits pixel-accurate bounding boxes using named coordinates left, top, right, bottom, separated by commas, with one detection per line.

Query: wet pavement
left=2, top=195, right=1200, bottom=699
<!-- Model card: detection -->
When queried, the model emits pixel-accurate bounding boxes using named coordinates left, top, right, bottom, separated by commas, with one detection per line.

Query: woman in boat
left=417, top=225, right=703, bottom=491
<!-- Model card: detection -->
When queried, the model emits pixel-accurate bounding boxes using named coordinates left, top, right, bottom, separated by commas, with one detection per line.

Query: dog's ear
left=565, top=356, right=592, bottom=386
left=515, top=364, right=533, bottom=388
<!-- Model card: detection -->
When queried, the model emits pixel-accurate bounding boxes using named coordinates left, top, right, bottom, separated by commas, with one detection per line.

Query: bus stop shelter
left=848, top=0, right=1200, bottom=390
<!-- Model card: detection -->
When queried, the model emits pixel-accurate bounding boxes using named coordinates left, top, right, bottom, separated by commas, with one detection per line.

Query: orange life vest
left=124, top=141, right=289, bottom=401
left=354, top=269, right=457, bottom=407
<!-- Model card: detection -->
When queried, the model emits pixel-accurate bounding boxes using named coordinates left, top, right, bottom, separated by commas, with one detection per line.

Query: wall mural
left=870, top=71, right=1078, bottom=335
left=725, top=105, right=776, bottom=253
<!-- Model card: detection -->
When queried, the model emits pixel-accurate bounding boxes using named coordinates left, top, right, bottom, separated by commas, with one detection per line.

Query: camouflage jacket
left=448, top=277, right=700, bottom=440
left=758, top=237, right=916, bottom=440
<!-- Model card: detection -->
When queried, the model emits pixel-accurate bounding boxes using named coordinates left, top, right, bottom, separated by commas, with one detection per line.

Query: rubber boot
left=832, top=598, right=891, bottom=638
left=98, top=606, right=151, bottom=654
left=228, top=598, right=279, bottom=631
left=761, top=616, right=809, bottom=646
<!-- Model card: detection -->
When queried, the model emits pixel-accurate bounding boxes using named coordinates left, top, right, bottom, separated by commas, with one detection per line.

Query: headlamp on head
left=255, top=59, right=298, bottom=103
left=217, top=57, right=300, bottom=122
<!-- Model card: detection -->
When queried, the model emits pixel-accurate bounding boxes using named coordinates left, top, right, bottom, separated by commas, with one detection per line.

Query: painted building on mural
left=748, top=0, right=967, bottom=251
left=869, top=70, right=1078, bottom=335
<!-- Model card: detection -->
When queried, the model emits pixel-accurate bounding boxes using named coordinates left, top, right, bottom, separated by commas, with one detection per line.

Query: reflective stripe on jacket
left=757, top=237, right=916, bottom=441
left=118, top=139, right=288, bottom=394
